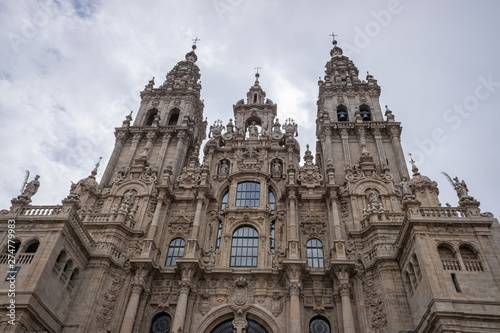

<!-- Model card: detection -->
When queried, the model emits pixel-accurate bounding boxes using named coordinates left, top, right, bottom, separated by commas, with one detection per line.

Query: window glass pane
left=230, top=226, right=259, bottom=267
left=235, top=182, right=260, bottom=207
left=306, top=238, right=324, bottom=269
left=165, top=238, right=185, bottom=266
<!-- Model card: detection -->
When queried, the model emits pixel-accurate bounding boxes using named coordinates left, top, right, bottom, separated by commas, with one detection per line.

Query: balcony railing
left=441, top=259, right=461, bottom=271
left=463, top=259, right=484, bottom=272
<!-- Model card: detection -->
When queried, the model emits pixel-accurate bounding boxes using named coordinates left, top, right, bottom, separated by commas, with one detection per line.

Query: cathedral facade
left=2, top=40, right=500, bottom=333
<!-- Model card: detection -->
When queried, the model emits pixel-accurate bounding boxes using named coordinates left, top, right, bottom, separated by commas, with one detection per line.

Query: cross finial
left=192, top=37, right=201, bottom=45
left=254, top=66, right=261, bottom=74
left=329, top=32, right=338, bottom=41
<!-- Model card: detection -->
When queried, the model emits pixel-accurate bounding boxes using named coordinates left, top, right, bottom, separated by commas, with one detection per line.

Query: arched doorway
left=210, top=318, right=268, bottom=333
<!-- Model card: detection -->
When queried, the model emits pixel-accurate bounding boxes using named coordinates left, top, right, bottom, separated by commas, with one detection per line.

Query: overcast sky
left=1, top=0, right=500, bottom=218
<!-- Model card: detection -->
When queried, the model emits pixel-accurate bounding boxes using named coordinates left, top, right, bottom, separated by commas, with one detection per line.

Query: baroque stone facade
left=1, top=40, right=500, bottom=333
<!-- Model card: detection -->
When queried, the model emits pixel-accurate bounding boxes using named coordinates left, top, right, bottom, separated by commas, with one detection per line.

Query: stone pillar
left=372, top=128, right=387, bottom=167
left=155, top=133, right=172, bottom=174
left=330, top=193, right=346, bottom=259
left=335, top=266, right=356, bottom=333
left=389, top=127, right=410, bottom=179
left=288, top=190, right=299, bottom=259
left=340, top=129, right=351, bottom=166
left=100, top=131, right=126, bottom=186
left=119, top=268, right=148, bottom=333
left=322, top=128, right=333, bottom=165
left=339, top=282, right=355, bottom=333
left=125, top=133, right=143, bottom=168
left=171, top=263, right=195, bottom=333
left=185, top=193, right=205, bottom=258
left=171, top=131, right=188, bottom=178
left=286, top=264, right=302, bottom=333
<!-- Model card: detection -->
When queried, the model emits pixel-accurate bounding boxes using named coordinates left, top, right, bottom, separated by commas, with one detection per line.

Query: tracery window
left=150, top=312, right=172, bottom=333
left=165, top=238, right=185, bottom=266
left=268, top=189, right=276, bottom=210
left=306, top=238, right=324, bottom=268
left=235, top=182, right=260, bottom=207
left=230, top=226, right=258, bottom=267
left=221, top=189, right=229, bottom=210
left=309, top=316, right=331, bottom=333
left=215, top=220, right=223, bottom=251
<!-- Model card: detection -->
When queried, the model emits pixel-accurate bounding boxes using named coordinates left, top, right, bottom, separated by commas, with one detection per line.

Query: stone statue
left=219, top=160, right=229, bottom=175
left=21, top=175, right=40, bottom=199
left=400, top=177, right=412, bottom=198
left=272, top=159, right=282, bottom=175
left=248, top=121, right=259, bottom=137
left=367, top=188, right=383, bottom=211
left=453, top=177, right=469, bottom=199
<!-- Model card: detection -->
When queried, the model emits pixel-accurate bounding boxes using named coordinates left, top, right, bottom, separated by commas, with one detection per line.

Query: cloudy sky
left=1, top=0, right=500, bottom=218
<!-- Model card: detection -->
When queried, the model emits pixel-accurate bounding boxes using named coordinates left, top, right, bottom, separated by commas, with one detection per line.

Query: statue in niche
left=367, top=188, right=384, bottom=212
left=272, top=159, right=282, bottom=175
left=218, top=160, right=229, bottom=176
left=399, top=177, right=413, bottom=198
left=20, top=175, right=41, bottom=200
left=248, top=121, right=259, bottom=137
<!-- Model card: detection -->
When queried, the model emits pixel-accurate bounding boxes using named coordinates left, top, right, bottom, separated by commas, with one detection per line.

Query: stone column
left=322, top=128, right=333, bottom=166
left=339, top=282, right=355, bottom=333
left=119, top=269, right=148, bottom=333
left=372, top=128, right=387, bottom=167
left=389, top=127, right=409, bottom=179
left=185, top=193, right=205, bottom=258
left=171, top=131, right=188, bottom=178
left=125, top=133, right=143, bottom=168
left=100, top=131, right=127, bottom=186
left=330, top=193, right=346, bottom=259
left=171, top=263, right=195, bottom=333
left=335, top=266, right=356, bottom=333
left=340, top=129, right=351, bottom=166
left=286, top=264, right=302, bottom=333
left=288, top=190, right=299, bottom=259
left=155, top=133, right=172, bottom=174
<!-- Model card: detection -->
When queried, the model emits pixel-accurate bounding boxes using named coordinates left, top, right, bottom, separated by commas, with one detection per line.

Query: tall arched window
left=230, top=226, right=258, bottom=267
left=268, top=189, right=276, bottom=211
left=270, top=221, right=275, bottom=253
left=336, top=105, right=348, bottom=121
left=235, top=182, right=260, bottom=207
left=165, top=238, right=185, bottom=266
left=309, top=316, right=331, bottom=333
left=167, top=108, right=180, bottom=126
left=438, top=244, right=460, bottom=270
left=215, top=220, right=223, bottom=251
left=360, top=104, right=371, bottom=121
left=306, top=238, right=324, bottom=268
left=150, top=312, right=172, bottom=333
left=460, top=244, right=483, bottom=271
left=145, top=108, right=158, bottom=126
left=221, top=189, right=229, bottom=211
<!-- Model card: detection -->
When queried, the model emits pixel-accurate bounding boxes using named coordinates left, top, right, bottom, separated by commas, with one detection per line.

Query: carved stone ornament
left=300, top=213, right=327, bottom=238
left=297, top=145, right=323, bottom=188
left=96, top=274, right=126, bottom=332
left=168, top=214, right=193, bottom=236
left=270, top=292, right=284, bottom=316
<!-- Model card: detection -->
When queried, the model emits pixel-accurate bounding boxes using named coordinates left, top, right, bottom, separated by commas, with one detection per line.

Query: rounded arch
left=150, top=311, right=172, bottom=333
left=165, top=237, right=186, bottom=266
left=229, top=225, right=259, bottom=267
left=198, top=304, right=279, bottom=333
left=306, top=238, right=325, bottom=268
left=245, top=116, right=263, bottom=127
left=336, top=104, right=348, bottom=122
left=359, top=104, right=372, bottom=121
left=22, top=238, right=40, bottom=253
left=309, top=315, right=331, bottom=333
left=145, top=108, right=159, bottom=126
left=437, top=242, right=456, bottom=258
left=55, top=249, right=67, bottom=263
left=459, top=243, right=479, bottom=259
left=351, top=179, right=392, bottom=196
left=167, top=108, right=180, bottom=126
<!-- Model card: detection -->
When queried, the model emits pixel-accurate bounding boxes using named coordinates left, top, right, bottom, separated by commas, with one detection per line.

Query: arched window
left=24, top=240, right=39, bottom=253
left=150, top=312, right=172, bottom=333
left=309, top=316, right=331, bottom=333
left=270, top=221, right=275, bottom=253
left=360, top=104, right=371, bottom=121
left=306, top=238, right=324, bottom=268
left=221, top=189, right=229, bottom=211
left=215, top=220, right=223, bottom=251
left=210, top=318, right=268, bottom=333
left=460, top=244, right=483, bottom=271
left=438, top=244, right=460, bottom=271
left=167, top=108, right=180, bottom=126
left=336, top=105, right=348, bottom=121
left=235, top=182, right=260, bottom=207
left=165, top=238, right=185, bottom=266
left=145, top=108, right=158, bottom=126
left=268, top=189, right=276, bottom=211
left=230, top=226, right=258, bottom=267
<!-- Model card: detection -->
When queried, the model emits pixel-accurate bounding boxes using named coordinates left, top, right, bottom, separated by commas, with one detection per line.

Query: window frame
left=230, top=226, right=259, bottom=267
left=235, top=181, right=261, bottom=207
left=165, top=238, right=186, bottom=266
left=306, top=238, right=325, bottom=268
